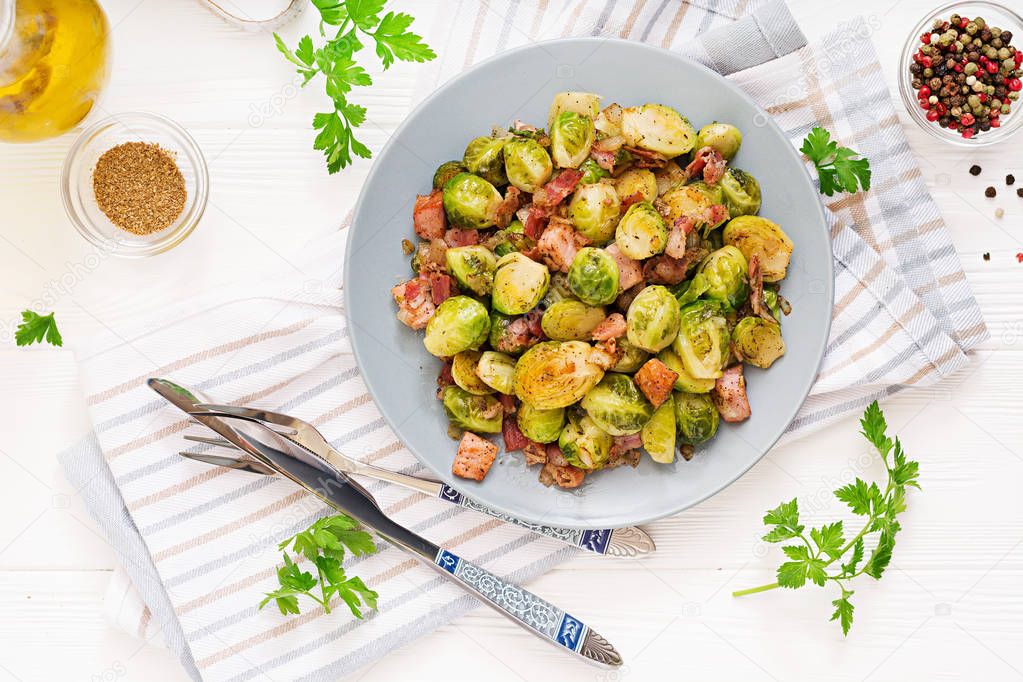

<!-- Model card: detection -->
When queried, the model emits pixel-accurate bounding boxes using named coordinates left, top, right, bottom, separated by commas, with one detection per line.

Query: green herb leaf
left=841, top=537, right=865, bottom=576
left=345, top=0, right=385, bottom=30
left=312, top=0, right=348, bottom=25
left=810, top=521, right=845, bottom=560
left=830, top=590, right=855, bottom=635
left=761, top=498, right=803, bottom=543
left=372, top=12, right=436, bottom=69
left=800, top=127, right=871, bottom=197
left=863, top=530, right=895, bottom=580
left=15, top=310, right=63, bottom=347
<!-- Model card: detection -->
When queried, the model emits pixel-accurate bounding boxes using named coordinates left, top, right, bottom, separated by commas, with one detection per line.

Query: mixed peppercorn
left=910, top=13, right=1022, bottom=139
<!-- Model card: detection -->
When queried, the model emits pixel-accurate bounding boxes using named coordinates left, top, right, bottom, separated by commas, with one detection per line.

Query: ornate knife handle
left=432, top=548, right=622, bottom=667
left=437, top=485, right=655, bottom=558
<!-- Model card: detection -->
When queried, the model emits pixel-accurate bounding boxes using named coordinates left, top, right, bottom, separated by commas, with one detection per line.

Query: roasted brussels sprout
left=513, top=341, right=605, bottom=409
left=615, top=201, right=668, bottom=260
left=452, top=351, right=494, bottom=395
left=697, top=245, right=749, bottom=309
left=579, top=158, right=610, bottom=184
left=463, top=136, right=508, bottom=186
left=539, top=271, right=577, bottom=309
left=723, top=216, right=794, bottom=282
left=503, top=137, right=553, bottom=193
left=493, top=221, right=533, bottom=257
left=580, top=373, right=655, bottom=436
left=569, top=183, right=620, bottom=243
left=654, top=160, right=687, bottom=196
left=446, top=245, right=497, bottom=296
left=626, top=285, right=681, bottom=353
left=620, top=103, right=696, bottom=157
left=548, top=91, right=601, bottom=130
left=641, top=396, right=676, bottom=463
left=423, top=296, right=490, bottom=358
left=476, top=350, right=517, bottom=394
left=763, top=289, right=784, bottom=323
left=443, top=172, right=503, bottom=229
left=442, top=385, right=502, bottom=434
left=516, top=403, right=565, bottom=443
left=610, top=337, right=649, bottom=373
left=558, top=410, right=613, bottom=470
left=541, top=299, right=606, bottom=341
left=492, top=252, right=550, bottom=315
left=669, top=273, right=710, bottom=307
left=672, top=300, right=730, bottom=379
left=613, top=168, right=657, bottom=203
left=733, top=317, right=786, bottom=369
left=550, top=110, right=596, bottom=168
left=660, top=182, right=726, bottom=228
left=433, top=160, right=467, bottom=190
left=720, top=168, right=761, bottom=217
left=594, top=102, right=623, bottom=137
left=656, top=347, right=715, bottom=393
left=488, top=311, right=536, bottom=355
left=695, top=122, right=743, bottom=161
left=568, top=247, right=620, bottom=306
left=673, top=391, right=719, bottom=445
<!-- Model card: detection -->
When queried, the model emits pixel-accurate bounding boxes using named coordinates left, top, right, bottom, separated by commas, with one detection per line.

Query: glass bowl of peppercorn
left=61, top=112, right=209, bottom=257
left=900, top=1, right=1023, bottom=146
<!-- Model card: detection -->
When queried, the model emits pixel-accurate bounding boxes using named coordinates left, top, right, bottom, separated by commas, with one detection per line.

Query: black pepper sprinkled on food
left=986, top=186, right=997, bottom=197
left=970, top=164, right=983, bottom=175
left=1007, top=173, right=1016, bottom=185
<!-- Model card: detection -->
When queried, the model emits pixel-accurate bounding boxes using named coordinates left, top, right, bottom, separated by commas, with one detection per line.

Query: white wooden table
left=2, top=1, right=1022, bottom=679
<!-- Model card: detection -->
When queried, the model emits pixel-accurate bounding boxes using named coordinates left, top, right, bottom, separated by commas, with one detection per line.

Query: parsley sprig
left=15, top=310, right=62, bottom=347
left=260, top=514, right=379, bottom=616
left=274, top=0, right=436, bottom=174
left=733, top=402, right=920, bottom=635
left=799, top=127, right=872, bottom=197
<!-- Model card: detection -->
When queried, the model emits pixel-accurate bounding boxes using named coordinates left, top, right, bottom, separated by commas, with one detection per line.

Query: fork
left=185, top=403, right=654, bottom=558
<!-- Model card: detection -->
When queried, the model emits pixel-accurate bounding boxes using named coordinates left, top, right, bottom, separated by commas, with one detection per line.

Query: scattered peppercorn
left=983, top=252, right=991, bottom=261
left=1008, top=173, right=1016, bottom=185
left=1018, top=187, right=1023, bottom=197
left=970, top=164, right=983, bottom=175
left=986, top=186, right=997, bottom=197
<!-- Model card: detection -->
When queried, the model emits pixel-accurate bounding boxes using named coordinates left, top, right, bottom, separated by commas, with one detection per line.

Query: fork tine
left=183, top=434, right=238, bottom=450
left=194, top=403, right=300, bottom=433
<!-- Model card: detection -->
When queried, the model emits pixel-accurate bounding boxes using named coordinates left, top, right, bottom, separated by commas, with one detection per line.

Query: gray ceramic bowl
left=345, top=38, right=833, bottom=529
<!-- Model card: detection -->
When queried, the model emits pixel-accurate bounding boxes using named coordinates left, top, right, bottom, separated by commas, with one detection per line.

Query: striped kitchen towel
left=61, top=1, right=986, bottom=680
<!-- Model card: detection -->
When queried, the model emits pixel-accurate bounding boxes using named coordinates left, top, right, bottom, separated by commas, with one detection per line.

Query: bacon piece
left=643, top=255, right=689, bottom=285
left=704, top=203, right=730, bottom=227
left=494, top=186, right=522, bottom=229
left=748, top=254, right=775, bottom=322
left=588, top=338, right=621, bottom=370
left=523, top=309, right=544, bottom=337
left=606, top=448, right=641, bottom=469
left=436, top=360, right=454, bottom=399
left=665, top=216, right=696, bottom=259
left=679, top=443, right=695, bottom=461
left=711, top=365, right=751, bottom=423
left=502, top=414, right=529, bottom=452
left=623, top=145, right=668, bottom=169
left=427, top=273, right=456, bottom=306
left=413, top=190, right=447, bottom=240
left=444, top=227, right=479, bottom=247
left=614, top=283, right=646, bottom=313
left=591, top=312, right=627, bottom=341
left=653, top=196, right=672, bottom=220
left=414, top=238, right=448, bottom=275
left=523, top=205, right=551, bottom=239
left=590, top=147, right=619, bottom=172
left=609, top=433, right=643, bottom=460
left=512, top=119, right=539, bottom=133
left=452, top=432, right=499, bottom=481
left=495, top=313, right=544, bottom=354
left=541, top=462, right=586, bottom=488
left=523, top=440, right=548, bottom=466
left=605, top=243, right=644, bottom=291
left=634, top=358, right=679, bottom=408
left=533, top=169, right=583, bottom=209
left=537, top=217, right=589, bottom=273
left=618, top=190, right=646, bottom=211
left=391, top=277, right=435, bottom=330
left=685, top=146, right=727, bottom=185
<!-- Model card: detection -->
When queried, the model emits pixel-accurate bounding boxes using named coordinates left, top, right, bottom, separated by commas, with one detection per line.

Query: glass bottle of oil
left=0, top=0, right=109, bottom=142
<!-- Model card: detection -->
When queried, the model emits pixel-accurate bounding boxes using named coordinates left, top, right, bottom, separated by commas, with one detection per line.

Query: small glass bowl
left=61, top=112, right=209, bottom=257
left=899, top=0, right=1023, bottom=147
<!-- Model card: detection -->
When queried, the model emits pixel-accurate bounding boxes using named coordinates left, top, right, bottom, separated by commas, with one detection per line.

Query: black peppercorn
left=1008, top=174, right=1017, bottom=186
left=1002, top=30, right=1013, bottom=42
left=970, top=164, right=983, bottom=175
left=1017, top=187, right=1023, bottom=197
left=983, top=252, right=991, bottom=261
left=985, top=186, right=997, bottom=197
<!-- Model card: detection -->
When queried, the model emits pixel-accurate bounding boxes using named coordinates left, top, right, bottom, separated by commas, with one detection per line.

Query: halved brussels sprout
left=733, top=317, right=786, bottom=369
left=672, top=300, right=730, bottom=380
left=516, top=403, right=565, bottom=443
left=720, top=168, right=762, bottom=217
left=615, top=201, right=668, bottom=260
left=477, top=350, right=517, bottom=394
left=610, top=338, right=649, bottom=373
left=492, top=252, right=550, bottom=315
left=539, top=271, right=577, bottom=309
left=695, top=122, right=743, bottom=161
left=548, top=91, right=601, bottom=131
left=433, top=160, right=467, bottom=190
left=443, top=172, right=503, bottom=229
left=452, top=351, right=494, bottom=395
left=446, top=245, right=497, bottom=296
left=594, top=102, right=623, bottom=137
left=579, top=158, right=610, bottom=184
left=660, top=182, right=726, bottom=228
left=569, top=183, right=621, bottom=243
left=442, top=385, right=503, bottom=434
left=493, top=221, right=533, bottom=257
left=568, top=247, right=620, bottom=306
left=513, top=341, right=605, bottom=409
left=697, top=245, right=749, bottom=309
left=550, top=110, right=596, bottom=168
left=503, top=137, right=553, bottom=193
left=613, top=168, right=658, bottom=203
left=669, top=273, right=710, bottom=308
left=626, top=285, right=681, bottom=353
left=641, top=396, right=676, bottom=464
left=463, top=136, right=508, bottom=186
left=620, top=103, right=696, bottom=157
left=657, top=347, right=716, bottom=393
left=423, top=296, right=490, bottom=358
left=558, top=410, right=613, bottom=470
left=541, top=300, right=606, bottom=341
left=673, top=391, right=719, bottom=445
left=763, top=289, right=785, bottom=323
left=723, top=216, right=794, bottom=283
left=488, top=311, right=537, bottom=355
left=580, top=373, right=655, bottom=436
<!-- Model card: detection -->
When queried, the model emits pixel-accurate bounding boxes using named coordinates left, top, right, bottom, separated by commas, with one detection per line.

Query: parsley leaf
left=799, top=127, right=872, bottom=197
left=260, top=513, right=379, bottom=617
left=373, top=12, right=437, bottom=69
left=15, top=310, right=63, bottom=347
left=734, top=402, right=920, bottom=636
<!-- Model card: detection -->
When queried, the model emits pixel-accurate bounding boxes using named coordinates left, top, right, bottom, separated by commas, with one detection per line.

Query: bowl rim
left=61, top=111, right=209, bottom=258
left=343, top=36, right=834, bottom=528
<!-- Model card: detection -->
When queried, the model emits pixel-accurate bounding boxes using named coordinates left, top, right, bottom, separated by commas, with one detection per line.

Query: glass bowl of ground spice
left=900, top=1, right=1023, bottom=146
left=61, top=112, right=208, bottom=257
